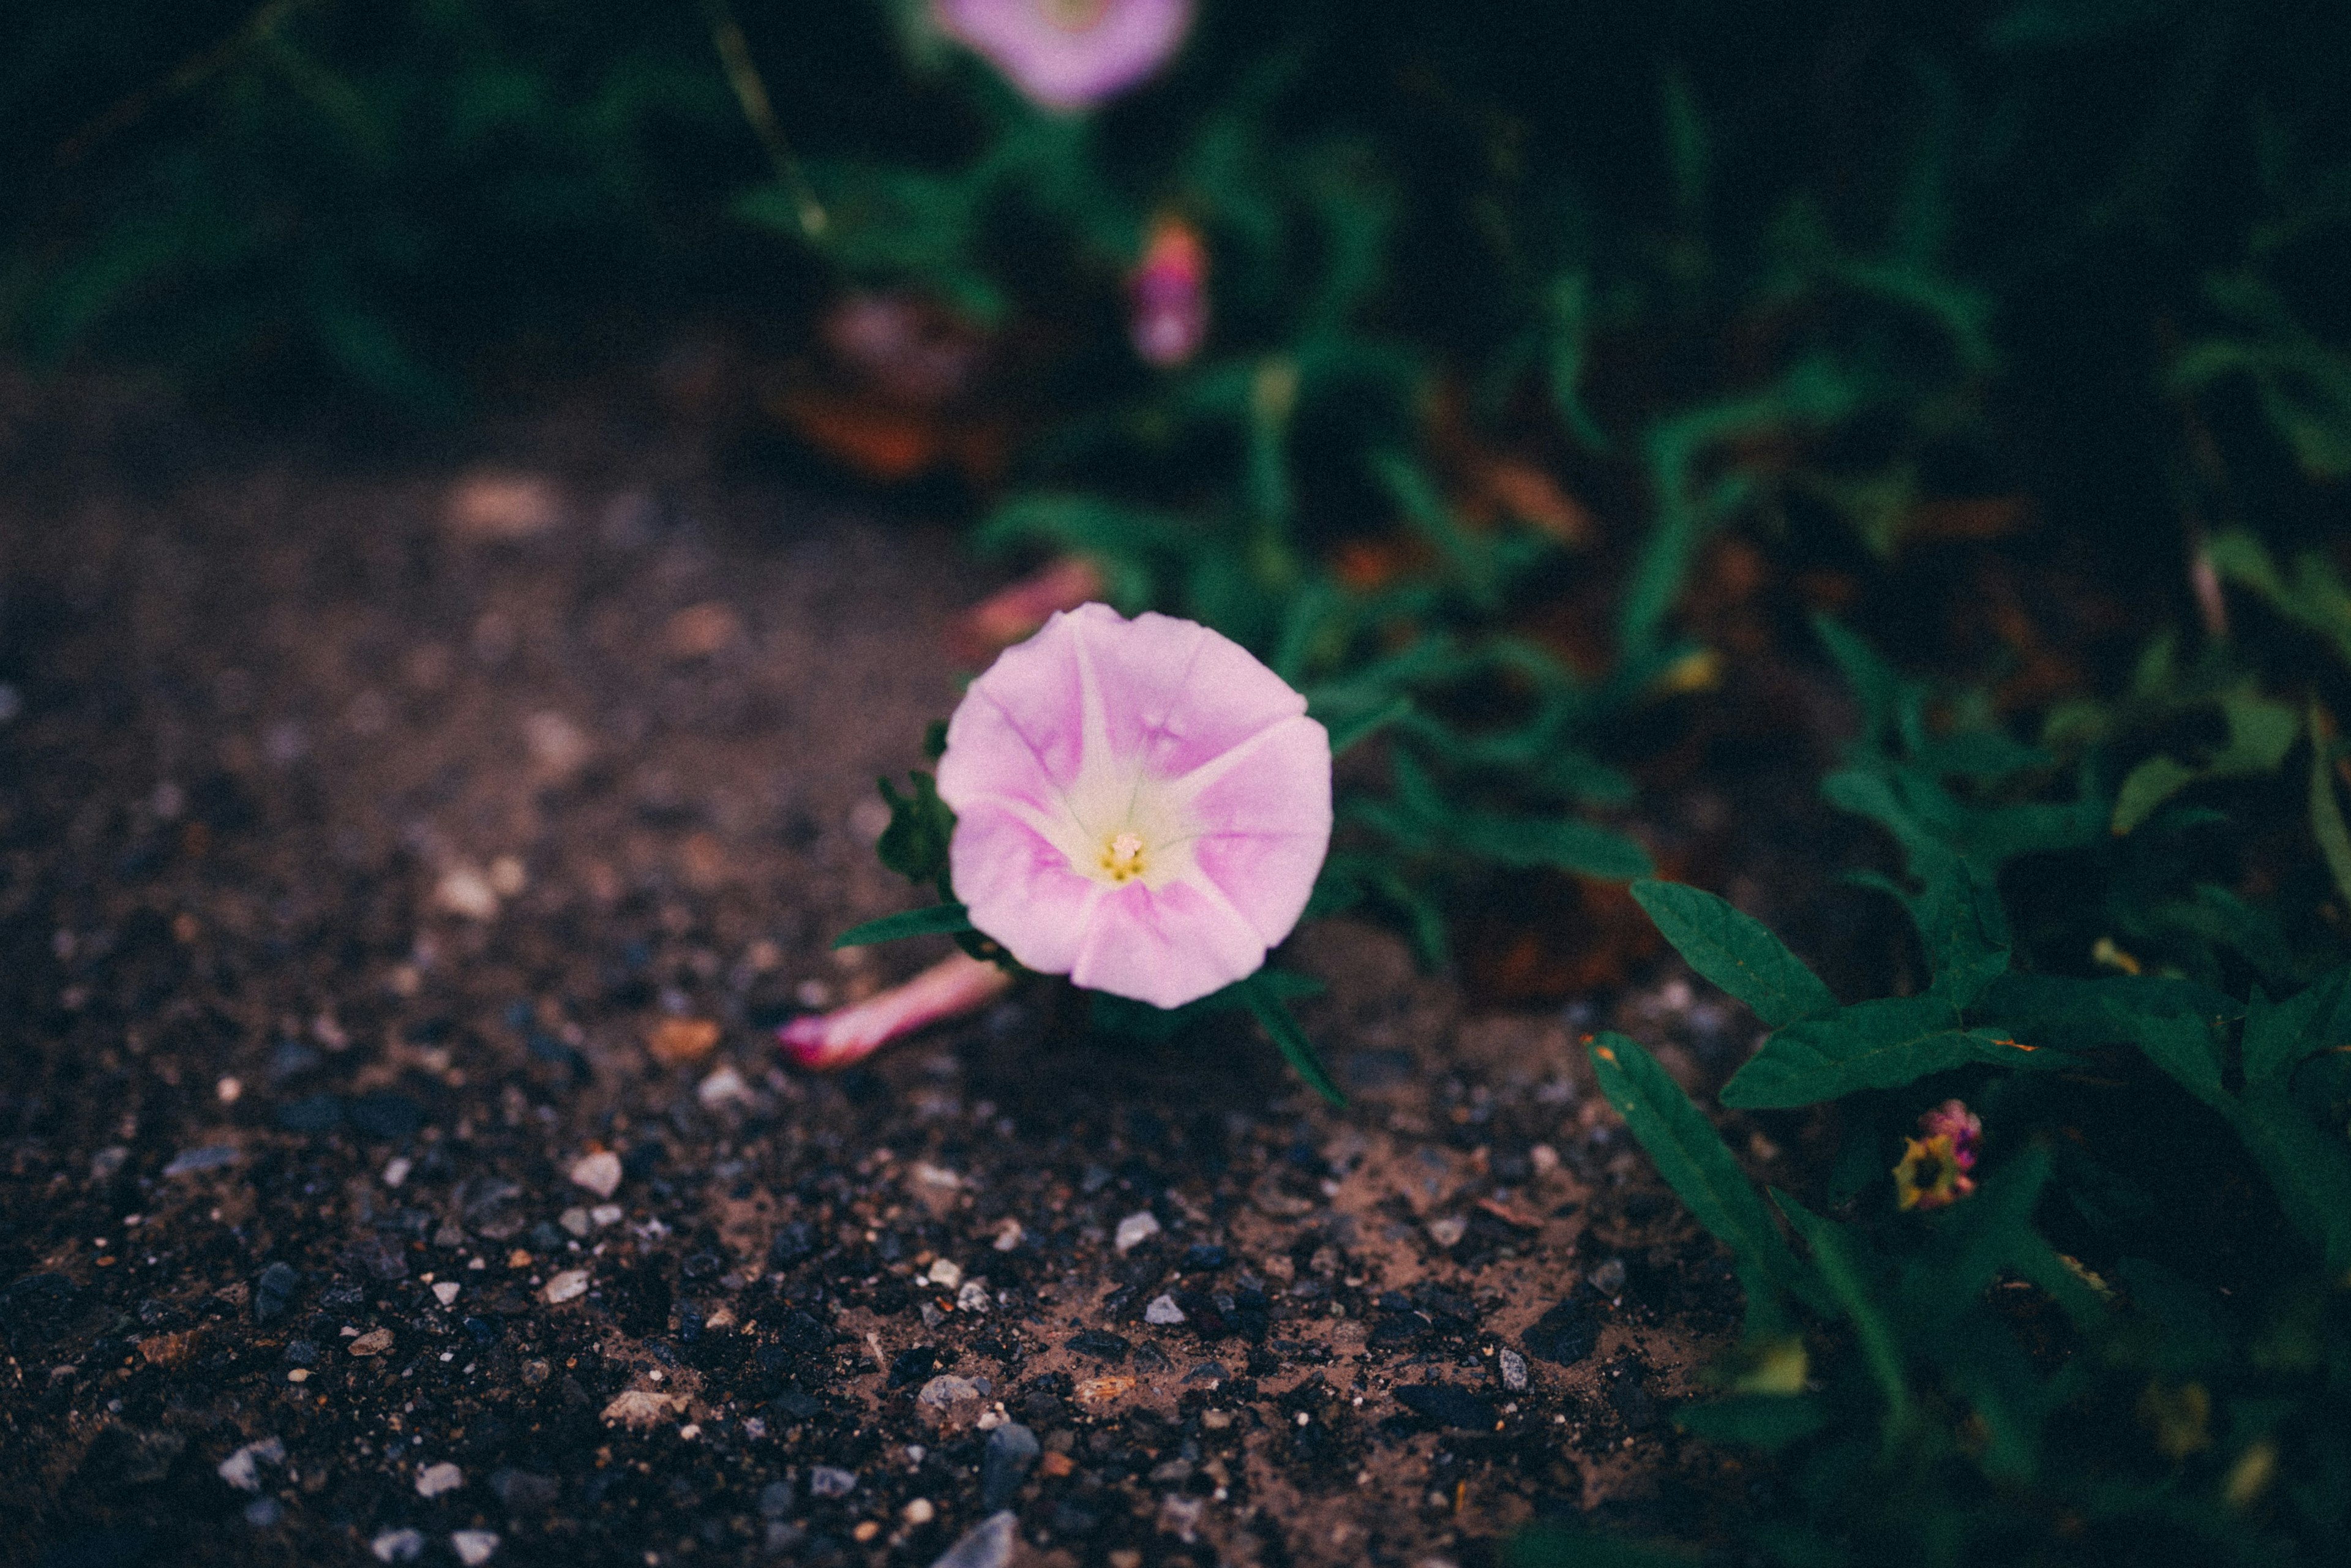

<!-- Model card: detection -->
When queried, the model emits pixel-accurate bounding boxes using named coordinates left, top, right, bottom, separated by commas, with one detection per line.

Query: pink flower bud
left=1130, top=216, right=1209, bottom=368
left=778, top=951, right=1013, bottom=1070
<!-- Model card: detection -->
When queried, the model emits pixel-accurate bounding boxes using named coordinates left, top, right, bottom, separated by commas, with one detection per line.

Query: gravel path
left=0, top=396, right=1753, bottom=1568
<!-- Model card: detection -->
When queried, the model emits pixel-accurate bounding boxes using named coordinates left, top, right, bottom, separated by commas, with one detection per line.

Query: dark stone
left=1523, top=1300, right=1599, bottom=1365
left=462, top=1316, right=497, bottom=1345
left=1366, top=1313, right=1427, bottom=1348
left=681, top=1250, right=722, bottom=1280
left=282, top=1340, right=318, bottom=1366
left=274, top=1094, right=344, bottom=1133
left=980, top=1420, right=1039, bottom=1509
left=770, top=1388, right=822, bottom=1421
left=1066, top=1330, right=1130, bottom=1362
left=490, top=1468, right=561, bottom=1512
left=768, top=1221, right=818, bottom=1267
left=1607, top=1365, right=1660, bottom=1430
left=887, top=1345, right=939, bottom=1387
left=776, top=1310, right=830, bottom=1355
left=1181, top=1243, right=1228, bottom=1272
left=1394, top=1383, right=1498, bottom=1430
left=338, top=1235, right=409, bottom=1282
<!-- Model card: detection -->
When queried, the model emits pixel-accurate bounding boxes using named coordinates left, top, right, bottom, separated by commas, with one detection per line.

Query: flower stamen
left=1101, top=830, right=1147, bottom=882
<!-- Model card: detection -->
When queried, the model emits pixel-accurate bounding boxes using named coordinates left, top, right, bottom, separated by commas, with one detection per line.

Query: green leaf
left=2241, top=968, right=2351, bottom=1090
left=1722, top=996, right=2042, bottom=1109
left=1629, top=880, right=1837, bottom=1027
left=1240, top=973, right=1345, bottom=1106
left=1321, top=696, right=1412, bottom=758
left=1449, top=809, right=1655, bottom=879
left=2311, top=707, right=2351, bottom=909
left=2111, top=690, right=2298, bottom=834
left=1812, top=614, right=1905, bottom=744
left=1774, top=1191, right=1912, bottom=1438
left=1506, top=1526, right=1703, bottom=1568
left=832, top=902, right=974, bottom=950
left=874, top=771, right=955, bottom=888
left=1673, top=1395, right=1832, bottom=1452
left=1588, top=1034, right=1829, bottom=1317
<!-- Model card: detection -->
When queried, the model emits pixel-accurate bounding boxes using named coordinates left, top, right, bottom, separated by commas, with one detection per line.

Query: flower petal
left=947, top=798, right=1103, bottom=975
left=1070, top=879, right=1264, bottom=1009
left=935, top=0, right=1194, bottom=111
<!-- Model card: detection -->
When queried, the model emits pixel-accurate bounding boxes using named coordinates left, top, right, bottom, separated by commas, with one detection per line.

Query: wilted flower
left=934, top=0, right=1194, bottom=111
left=935, top=602, right=1331, bottom=1008
left=1131, top=215, right=1208, bottom=368
left=779, top=951, right=1013, bottom=1070
left=1894, top=1100, right=1982, bottom=1211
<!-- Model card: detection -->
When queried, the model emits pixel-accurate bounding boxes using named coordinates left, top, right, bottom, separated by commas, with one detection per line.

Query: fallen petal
left=779, top=951, right=1011, bottom=1071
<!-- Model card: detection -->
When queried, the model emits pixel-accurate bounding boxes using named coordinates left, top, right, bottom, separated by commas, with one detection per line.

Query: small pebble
left=558, top=1207, right=591, bottom=1237
left=243, top=1498, right=283, bottom=1528
left=808, top=1465, right=857, bottom=1499
left=414, top=1461, right=464, bottom=1498
left=1114, top=1211, right=1161, bottom=1252
left=590, top=1204, right=623, bottom=1228
left=1590, top=1257, right=1628, bottom=1296
left=904, top=1499, right=936, bottom=1525
left=1426, top=1215, right=1468, bottom=1248
left=697, top=1066, right=751, bottom=1108
left=217, top=1436, right=285, bottom=1491
left=543, top=1270, right=590, bottom=1304
left=568, top=1151, right=623, bottom=1199
left=956, top=1280, right=991, bottom=1315
left=926, top=1258, right=963, bottom=1289
left=929, top=1510, right=1017, bottom=1568
left=1144, top=1293, right=1186, bottom=1326
left=433, top=1281, right=461, bottom=1307
left=371, top=1528, right=426, bottom=1563
left=451, top=1531, right=500, bottom=1566
left=992, top=1219, right=1023, bottom=1251
left=382, top=1156, right=412, bottom=1188
left=216, top=1076, right=242, bottom=1104
left=1499, top=1348, right=1529, bottom=1392
left=350, top=1328, right=394, bottom=1356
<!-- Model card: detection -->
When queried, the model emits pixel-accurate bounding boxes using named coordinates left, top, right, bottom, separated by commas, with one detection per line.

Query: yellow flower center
left=1100, top=830, right=1147, bottom=883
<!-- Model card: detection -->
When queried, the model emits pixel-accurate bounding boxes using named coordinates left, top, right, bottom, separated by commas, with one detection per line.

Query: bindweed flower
left=936, top=602, right=1331, bottom=1008
left=1894, top=1100, right=1982, bottom=1211
left=779, top=951, right=1013, bottom=1070
left=934, top=0, right=1194, bottom=111
left=1130, top=215, right=1209, bottom=368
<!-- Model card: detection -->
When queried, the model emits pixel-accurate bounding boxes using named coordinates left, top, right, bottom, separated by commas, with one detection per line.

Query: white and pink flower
left=934, top=0, right=1194, bottom=112
left=937, top=602, right=1330, bottom=1008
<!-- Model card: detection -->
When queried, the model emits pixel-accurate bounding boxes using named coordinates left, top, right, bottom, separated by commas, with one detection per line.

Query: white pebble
left=414, top=1461, right=464, bottom=1498
left=956, top=1280, right=991, bottom=1315
left=568, top=1151, right=623, bottom=1199
left=215, top=1076, right=242, bottom=1105
left=216, top=1436, right=285, bottom=1491
left=926, top=1258, right=963, bottom=1289
left=433, top=1281, right=460, bottom=1307
left=590, top=1204, right=624, bottom=1228
left=451, top=1531, right=500, bottom=1566
left=992, top=1219, right=1023, bottom=1251
left=1427, top=1214, right=1468, bottom=1248
left=382, top=1156, right=412, bottom=1188
left=371, top=1528, right=426, bottom=1563
left=1114, top=1211, right=1161, bottom=1252
left=543, top=1269, right=590, bottom=1305
left=697, top=1067, right=751, bottom=1109
left=558, top=1207, right=592, bottom=1237
left=1144, top=1293, right=1187, bottom=1326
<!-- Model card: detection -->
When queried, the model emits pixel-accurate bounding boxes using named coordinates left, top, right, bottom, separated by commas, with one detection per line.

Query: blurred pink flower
left=779, top=951, right=1013, bottom=1070
left=947, top=553, right=1108, bottom=664
left=1919, top=1098, right=1982, bottom=1171
left=1131, top=215, right=1209, bottom=368
left=936, top=602, right=1331, bottom=1008
left=935, top=0, right=1194, bottom=111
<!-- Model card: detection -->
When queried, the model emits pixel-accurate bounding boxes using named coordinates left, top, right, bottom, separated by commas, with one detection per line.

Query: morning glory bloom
left=934, top=0, right=1194, bottom=112
left=936, top=602, right=1331, bottom=1008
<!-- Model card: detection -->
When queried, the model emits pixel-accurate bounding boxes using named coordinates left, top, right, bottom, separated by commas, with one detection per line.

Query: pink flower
left=1919, top=1099, right=1982, bottom=1171
left=936, top=602, right=1331, bottom=1008
left=934, top=0, right=1194, bottom=112
left=779, top=951, right=1014, bottom=1070
left=1131, top=215, right=1208, bottom=368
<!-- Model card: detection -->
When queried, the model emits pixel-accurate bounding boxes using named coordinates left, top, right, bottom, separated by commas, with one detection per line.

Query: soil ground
left=0, top=383, right=1857, bottom=1568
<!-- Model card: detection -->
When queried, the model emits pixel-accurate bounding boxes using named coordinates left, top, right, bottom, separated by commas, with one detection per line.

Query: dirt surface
left=0, top=391, right=1799, bottom=1568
